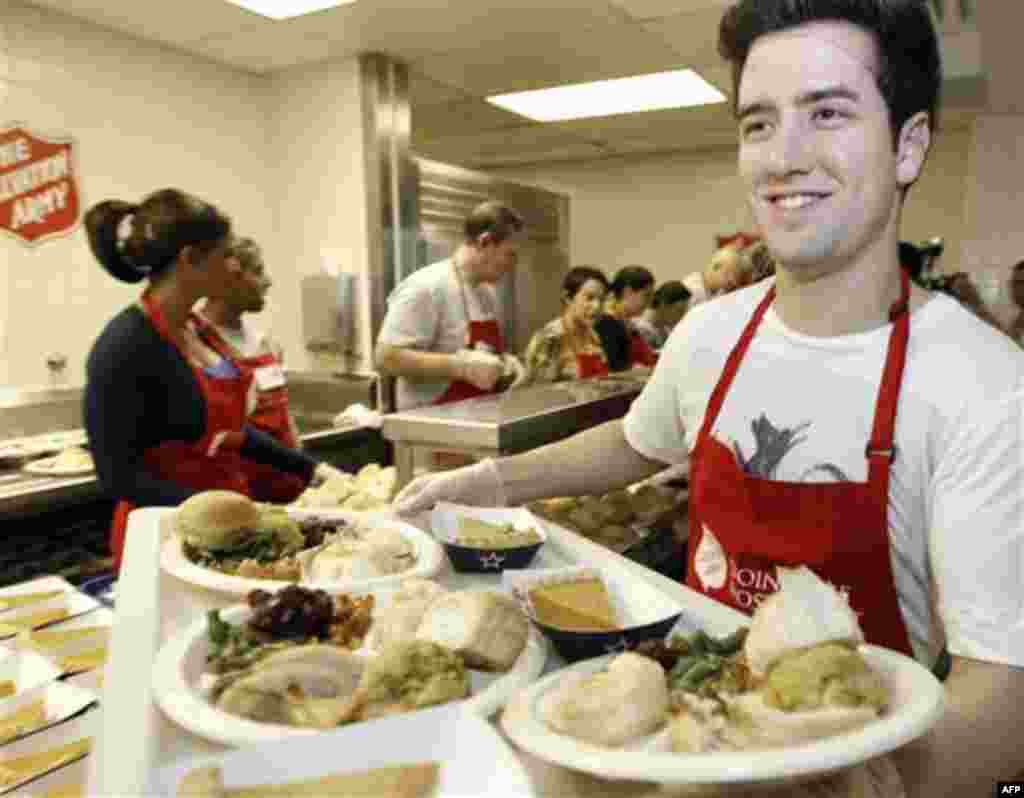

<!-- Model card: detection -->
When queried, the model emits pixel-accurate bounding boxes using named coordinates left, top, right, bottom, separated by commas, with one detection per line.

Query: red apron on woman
left=628, top=328, right=659, bottom=368
left=191, top=315, right=306, bottom=504
left=108, top=293, right=253, bottom=572
left=575, top=351, right=609, bottom=379
left=686, top=269, right=915, bottom=656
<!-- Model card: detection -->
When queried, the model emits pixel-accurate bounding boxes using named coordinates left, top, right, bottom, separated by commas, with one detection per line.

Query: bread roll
left=176, top=491, right=259, bottom=549
left=368, top=580, right=448, bottom=651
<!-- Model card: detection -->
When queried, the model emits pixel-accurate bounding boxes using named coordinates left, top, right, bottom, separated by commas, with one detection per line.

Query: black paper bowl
left=532, top=611, right=683, bottom=664
left=430, top=502, right=547, bottom=574
left=442, top=538, right=545, bottom=574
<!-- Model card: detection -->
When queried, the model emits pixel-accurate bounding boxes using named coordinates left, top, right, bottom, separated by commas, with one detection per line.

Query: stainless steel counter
left=382, top=375, right=645, bottom=488
left=0, top=371, right=382, bottom=518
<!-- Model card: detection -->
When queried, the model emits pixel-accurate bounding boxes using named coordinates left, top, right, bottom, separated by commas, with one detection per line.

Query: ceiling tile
left=413, top=99, right=526, bottom=137
left=412, top=23, right=688, bottom=97
left=639, top=7, right=730, bottom=69
left=413, top=124, right=604, bottom=167
left=194, top=28, right=337, bottom=73
left=26, top=0, right=275, bottom=46
left=609, top=0, right=731, bottom=22
left=408, top=71, right=470, bottom=106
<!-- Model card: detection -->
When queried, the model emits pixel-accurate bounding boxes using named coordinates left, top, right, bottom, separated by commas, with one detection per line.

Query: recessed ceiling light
left=222, top=0, right=356, bottom=20
left=487, top=69, right=726, bottom=122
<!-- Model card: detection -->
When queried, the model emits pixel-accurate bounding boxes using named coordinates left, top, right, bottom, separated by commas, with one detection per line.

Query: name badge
left=253, top=364, right=286, bottom=391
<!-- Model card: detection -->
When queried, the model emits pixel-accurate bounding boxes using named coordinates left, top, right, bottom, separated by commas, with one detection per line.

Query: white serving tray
left=0, top=646, right=63, bottom=710
left=160, top=507, right=445, bottom=596
left=0, top=592, right=99, bottom=640
left=0, top=705, right=96, bottom=795
left=0, top=577, right=76, bottom=615
left=0, top=680, right=97, bottom=747
left=148, top=702, right=535, bottom=797
left=16, top=608, right=114, bottom=677
left=151, top=587, right=548, bottom=747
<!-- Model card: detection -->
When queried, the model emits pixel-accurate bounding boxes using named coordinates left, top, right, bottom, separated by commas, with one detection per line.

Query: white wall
left=265, top=57, right=374, bottom=376
left=490, top=125, right=974, bottom=288
left=0, top=2, right=272, bottom=388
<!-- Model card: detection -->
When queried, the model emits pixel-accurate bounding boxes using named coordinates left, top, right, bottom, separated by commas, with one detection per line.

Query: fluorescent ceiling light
left=487, top=69, right=726, bottom=122
left=222, top=0, right=356, bottom=20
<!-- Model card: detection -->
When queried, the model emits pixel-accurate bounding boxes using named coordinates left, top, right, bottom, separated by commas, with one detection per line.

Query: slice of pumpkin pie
left=528, top=576, right=618, bottom=631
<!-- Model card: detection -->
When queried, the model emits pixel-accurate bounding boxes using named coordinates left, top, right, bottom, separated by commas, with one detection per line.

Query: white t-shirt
left=624, top=279, right=1024, bottom=667
left=377, top=259, right=502, bottom=409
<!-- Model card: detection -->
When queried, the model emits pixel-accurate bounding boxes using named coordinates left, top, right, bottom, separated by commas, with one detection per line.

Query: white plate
left=0, top=430, right=87, bottom=462
left=152, top=590, right=548, bottom=747
left=501, top=646, right=945, bottom=786
left=160, top=508, right=445, bottom=596
left=0, top=577, right=75, bottom=615
left=22, top=453, right=94, bottom=477
left=147, top=702, right=534, bottom=796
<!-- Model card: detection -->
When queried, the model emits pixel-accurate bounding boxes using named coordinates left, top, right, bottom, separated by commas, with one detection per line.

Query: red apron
left=686, top=269, right=915, bottom=657
left=191, top=315, right=305, bottom=504
left=576, top=351, right=609, bottom=379
left=108, top=293, right=253, bottom=572
left=434, top=263, right=506, bottom=405
left=628, top=330, right=659, bottom=368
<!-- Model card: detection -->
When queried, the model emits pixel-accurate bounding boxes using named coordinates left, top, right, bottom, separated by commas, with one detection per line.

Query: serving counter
left=382, top=375, right=646, bottom=489
left=84, top=507, right=751, bottom=798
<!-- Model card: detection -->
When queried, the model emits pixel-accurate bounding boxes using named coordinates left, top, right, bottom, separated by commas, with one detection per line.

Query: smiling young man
left=394, top=4, right=1024, bottom=793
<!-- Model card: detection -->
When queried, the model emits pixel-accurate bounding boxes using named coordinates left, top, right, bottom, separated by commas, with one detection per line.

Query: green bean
left=678, top=659, right=722, bottom=691
left=667, top=655, right=701, bottom=684
left=687, top=630, right=711, bottom=655
left=706, top=627, right=748, bottom=656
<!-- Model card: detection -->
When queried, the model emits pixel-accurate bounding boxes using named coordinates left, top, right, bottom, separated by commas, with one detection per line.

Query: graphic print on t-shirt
left=731, top=413, right=850, bottom=482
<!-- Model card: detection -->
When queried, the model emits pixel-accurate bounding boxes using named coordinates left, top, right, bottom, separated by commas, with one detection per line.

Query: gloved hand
left=311, top=462, right=348, bottom=488
left=391, top=458, right=507, bottom=516
left=454, top=349, right=504, bottom=392
left=498, top=353, right=529, bottom=391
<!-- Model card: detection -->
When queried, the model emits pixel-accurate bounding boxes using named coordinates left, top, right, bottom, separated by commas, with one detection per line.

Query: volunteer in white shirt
left=194, top=236, right=306, bottom=504
left=682, top=243, right=749, bottom=308
left=392, top=1, right=1024, bottom=795
left=375, top=201, right=525, bottom=410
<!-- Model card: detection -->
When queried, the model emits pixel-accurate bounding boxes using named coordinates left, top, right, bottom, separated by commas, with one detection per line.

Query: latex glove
left=391, top=458, right=506, bottom=516
left=499, top=353, right=529, bottom=390
left=454, top=349, right=504, bottom=392
left=311, top=462, right=348, bottom=488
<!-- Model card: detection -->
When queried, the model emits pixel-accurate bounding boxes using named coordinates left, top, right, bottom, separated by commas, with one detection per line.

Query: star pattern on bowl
left=603, top=637, right=630, bottom=654
left=479, top=552, right=506, bottom=570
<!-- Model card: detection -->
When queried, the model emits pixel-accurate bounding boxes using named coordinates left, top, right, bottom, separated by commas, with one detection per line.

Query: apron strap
left=693, top=284, right=777, bottom=453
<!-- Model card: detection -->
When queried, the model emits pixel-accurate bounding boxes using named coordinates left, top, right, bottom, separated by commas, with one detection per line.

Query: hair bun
left=83, top=200, right=148, bottom=283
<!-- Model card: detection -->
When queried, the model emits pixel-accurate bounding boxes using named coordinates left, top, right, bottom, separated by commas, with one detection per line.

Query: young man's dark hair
left=463, top=201, right=525, bottom=244
left=651, top=281, right=692, bottom=308
left=608, top=265, right=656, bottom=298
left=718, top=0, right=942, bottom=148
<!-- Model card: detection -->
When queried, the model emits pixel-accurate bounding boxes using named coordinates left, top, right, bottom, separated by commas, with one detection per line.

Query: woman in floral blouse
left=521, top=266, right=611, bottom=384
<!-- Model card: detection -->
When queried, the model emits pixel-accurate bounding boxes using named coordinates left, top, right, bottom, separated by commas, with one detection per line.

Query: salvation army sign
left=0, top=126, right=80, bottom=245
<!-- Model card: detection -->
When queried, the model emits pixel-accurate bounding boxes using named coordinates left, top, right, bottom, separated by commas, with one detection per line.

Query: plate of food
left=501, top=567, right=945, bottom=786
left=152, top=580, right=548, bottom=747
left=22, top=447, right=94, bottom=477
left=290, top=464, right=397, bottom=512
left=147, top=702, right=535, bottom=797
left=159, top=491, right=444, bottom=596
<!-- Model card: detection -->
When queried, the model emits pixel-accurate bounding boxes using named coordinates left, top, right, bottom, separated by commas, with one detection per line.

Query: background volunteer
left=594, top=265, right=659, bottom=372
left=194, top=236, right=306, bottom=504
left=394, top=0, right=1024, bottom=794
left=375, top=201, right=525, bottom=410
left=84, top=189, right=332, bottom=570
left=520, top=266, right=611, bottom=384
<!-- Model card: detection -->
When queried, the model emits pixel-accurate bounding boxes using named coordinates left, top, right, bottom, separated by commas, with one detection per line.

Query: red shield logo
left=0, top=126, right=80, bottom=245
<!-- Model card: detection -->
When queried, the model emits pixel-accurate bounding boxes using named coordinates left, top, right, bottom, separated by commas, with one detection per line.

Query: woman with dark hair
left=633, top=281, right=692, bottom=351
left=194, top=237, right=306, bottom=504
left=521, top=266, right=611, bottom=384
left=594, top=265, right=659, bottom=372
left=84, top=189, right=332, bottom=570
